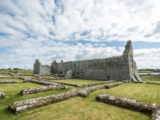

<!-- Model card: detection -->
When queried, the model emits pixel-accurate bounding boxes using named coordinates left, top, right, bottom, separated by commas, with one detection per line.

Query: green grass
left=17, top=70, right=33, bottom=74
left=53, top=79, right=106, bottom=85
left=0, top=78, right=23, bottom=82
left=0, top=83, right=151, bottom=120
left=142, top=77, right=160, bottom=83
left=0, top=82, right=73, bottom=120
left=0, top=77, right=159, bottom=120
left=94, top=83, right=160, bottom=104
left=40, top=75, right=56, bottom=79
left=0, top=74, right=12, bottom=76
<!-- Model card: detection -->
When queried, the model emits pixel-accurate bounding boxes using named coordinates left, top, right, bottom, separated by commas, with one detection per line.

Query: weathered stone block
left=53, top=81, right=80, bottom=87
left=104, top=82, right=124, bottom=89
left=0, top=81, right=17, bottom=84
left=77, top=86, right=105, bottom=97
left=8, top=89, right=78, bottom=113
left=83, top=80, right=113, bottom=87
left=20, top=84, right=66, bottom=96
left=26, top=80, right=58, bottom=85
left=65, top=70, right=72, bottom=79
left=151, top=109, right=160, bottom=120
left=0, top=92, right=6, bottom=98
left=96, top=94, right=160, bottom=112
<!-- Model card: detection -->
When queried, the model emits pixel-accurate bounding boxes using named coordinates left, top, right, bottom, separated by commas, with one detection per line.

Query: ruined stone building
left=33, top=40, right=141, bottom=82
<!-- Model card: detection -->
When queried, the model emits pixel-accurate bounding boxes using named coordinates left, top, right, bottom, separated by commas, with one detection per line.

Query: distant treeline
left=0, top=68, right=31, bottom=70
left=138, top=69, right=160, bottom=73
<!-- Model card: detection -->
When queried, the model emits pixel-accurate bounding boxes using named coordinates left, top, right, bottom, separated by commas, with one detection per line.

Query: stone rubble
left=78, top=82, right=124, bottom=97
left=83, top=80, right=113, bottom=87
left=77, top=86, right=105, bottom=97
left=0, top=92, right=6, bottom=98
left=0, top=81, right=17, bottom=84
left=96, top=94, right=160, bottom=120
left=52, top=81, right=81, bottom=87
left=25, top=79, right=58, bottom=86
left=104, top=82, right=124, bottom=89
left=8, top=89, right=78, bottom=113
left=151, top=109, right=160, bottom=120
left=20, top=84, right=66, bottom=96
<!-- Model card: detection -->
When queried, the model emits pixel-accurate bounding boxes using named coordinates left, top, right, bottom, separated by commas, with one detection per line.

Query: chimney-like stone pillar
left=123, top=40, right=141, bottom=82
left=33, top=59, right=41, bottom=74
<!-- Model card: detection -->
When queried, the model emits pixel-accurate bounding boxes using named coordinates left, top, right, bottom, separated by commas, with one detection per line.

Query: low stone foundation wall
left=8, top=89, right=78, bottom=113
left=0, top=81, right=17, bottom=84
left=78, top=82, right=124, bottom=97
left=151, top=109, right=160, bottom=120
left=77, top=86, right=105, bottom=97
left=26, top=80, right=58, bottom=85
left=83, top=81, right=113, bottom=87
left=18, top=74, right=34, bottom=76
left=0, top=92, right=6, bottom=98
left=104, top=82, right=124, bottom=89
left=0, top=73, right=9, bottom=74
left=96, top=94, right=160, bottom=120
left=53, top=81, right=80, bottom=87
left=0, top=76, right=15, bottom=79
left=0, top=76, right=22, bottom=79
left=20, top=84, right=66, bottom=96
left=8, top=82, right=124, bottom=113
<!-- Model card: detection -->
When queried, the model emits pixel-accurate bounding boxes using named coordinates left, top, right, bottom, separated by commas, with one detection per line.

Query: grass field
left=0, top=71, right=159, bottom=120
left=0, top=78, right=23, bottom=82
left=0, top=74, right=12, bottom=76
left=53, top=79, right=106, bottom=85
left=142, top=77, right=160, bottom=83
left=0, top=83, right=152, bottom=120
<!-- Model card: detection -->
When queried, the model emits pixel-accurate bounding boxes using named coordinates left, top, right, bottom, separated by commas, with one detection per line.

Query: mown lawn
left=17, top=70, right=33, bottom=74
left=0, top=74, right=12, bottom=76
left=142, top=77, right=160, bottom=83
left=0, top=77, right=159, bottom=120
left=53, top=79, right=106, bottom=85
left=0, top=78, right=23, bottom=82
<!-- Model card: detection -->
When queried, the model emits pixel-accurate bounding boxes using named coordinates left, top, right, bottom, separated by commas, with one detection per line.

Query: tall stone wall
left=39, top=65, right=51, bottom=75
left=51, top=56, right=129, bottom=80
left=33, top=60, right=51, bottom=75
left=34, top=40, right=140, bottom=82
left=33, top=59, right=40, bottom=74
left=51, top=40, right=140, bottom=82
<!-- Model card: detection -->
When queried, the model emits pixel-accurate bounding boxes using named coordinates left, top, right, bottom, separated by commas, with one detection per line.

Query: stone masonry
left=33, top=40, right=141, bottom=82
left=33, top=59, right=51, bottom=75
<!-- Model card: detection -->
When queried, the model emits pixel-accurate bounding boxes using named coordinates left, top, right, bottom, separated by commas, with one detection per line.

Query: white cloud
left=134, top=48, right=160, bottom=69
left=0, top=0, right=160, bottom=69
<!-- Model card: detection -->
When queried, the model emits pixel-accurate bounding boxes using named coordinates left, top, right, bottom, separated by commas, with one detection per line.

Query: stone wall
left=33, top=59, right=51, bottom=75
left=25, top=80, right=58, bottom=86
left=96, top=94, right=160, bottom=120
left=33, top=40, right=141, bottom=82
left=51, top=40, right=140, bottom=82
left=33, top=59, right=40, bottom=74
left=39, top=65, right=51, bottom=75
left=20, top=85, right=66, bottom=96
left=0, top=81, right=17, bottom=84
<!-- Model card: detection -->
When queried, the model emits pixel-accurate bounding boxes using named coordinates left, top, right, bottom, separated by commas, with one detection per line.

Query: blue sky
left=0, top=0, right=160, bottom=69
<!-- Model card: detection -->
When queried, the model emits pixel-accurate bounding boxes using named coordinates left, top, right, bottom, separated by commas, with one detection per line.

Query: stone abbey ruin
left=1, top=40, right=160, bottom=120
left=34, top=40, right=141, bottom=82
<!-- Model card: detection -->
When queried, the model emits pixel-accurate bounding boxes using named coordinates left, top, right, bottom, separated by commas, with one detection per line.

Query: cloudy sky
left=0, top=0, right=160, bottom=69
